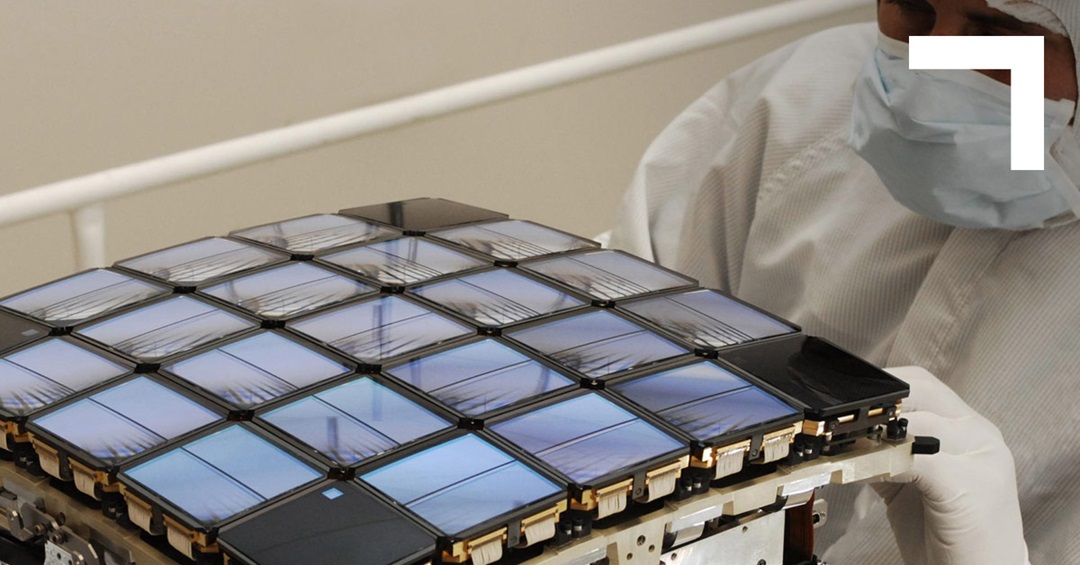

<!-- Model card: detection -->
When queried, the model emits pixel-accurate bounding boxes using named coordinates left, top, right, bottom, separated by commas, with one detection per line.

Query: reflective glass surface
left=202, top=263, right=375, bottom=320
left=76, top=296, right=255, bottom=361
left=291, top=297, right=472, bottom=363
left=507, top=311, right=688, bottom=378
left=321, top=238, right=486, bottom=286
left=164, top=332, right=351, bottom=410
left=31, top=377, right=219, bottom=465
left=219, top=481, right=436, bottom=565
left=0, top=340, right=128, bottom=417
left=489, top=394, right=684, bottom=484
left=412, top=269, right=584, bottom=327
left=0, top=269, right=168, bottom=326
left=340, top=198, right=507, bottom=232
left=117, top=238, right=285, bottom=286
left=385, top=340, right=575, bottom=416
left=361, top=434, right=561, bottom=535
left=718, top=336, right=910, bottom=417
left=122, top=425, right=322, bottom=525
left=522, top=250, right=693, bottom=301
left=231, top=214, right=397, bottom=254
left=431, top=220, right=596, bottom=261
left=261, top=378, right=451, bottom=465
left=0, top=310, right=47, bottom=355
left=609, top=362, right=799, bottom=441
left=621, top=290, right=795, bottom=349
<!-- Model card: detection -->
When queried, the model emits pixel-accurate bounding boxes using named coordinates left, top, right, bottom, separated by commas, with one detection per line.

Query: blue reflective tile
left=385, top=340, right=575, bottom=416
left=621, top=290, right=795, bottom=349
left=413, top=270, right=584, bottom=327
left=290, top=297, right=472, bottom=363
left=522, top=250, right=693, bottom=301
left=321, top=238, right=486, bottom=286
left=122, top=425, right=322, bottom=525
left=116, top=238, right=286, bottom=286
left=31, top=377, right=219, bottom=465
left=230, top=214, right=397, bottom=254
left=430, top=220, right=596, bottom=261
left=0, top=340, right=128, bottom=417
left=202, top=263, right=375, bottom=320
left=261, top=378, right=451, bottom=465
left=507, top=311, right=687, bottom=378
left=164, top=332, right=351, bottom=410
left=360, top=434, right=561, bottom=535
left=0, top=269, right=169, bottom=326
left=488, top=394, right=684, bottom=484
left=609, top=363, right=799, bottom=441
left=76, top=296, right=255, bottom=361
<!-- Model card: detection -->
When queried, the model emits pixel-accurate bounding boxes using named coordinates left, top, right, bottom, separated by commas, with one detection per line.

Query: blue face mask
left=850, top=34, right=1080, bottom=230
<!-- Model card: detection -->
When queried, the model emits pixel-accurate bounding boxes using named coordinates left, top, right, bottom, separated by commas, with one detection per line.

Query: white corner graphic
left=909, top=36, right=1045, bottom=171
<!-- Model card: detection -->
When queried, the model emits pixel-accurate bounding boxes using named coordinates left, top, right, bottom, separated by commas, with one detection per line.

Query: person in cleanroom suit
left=608, top=0, right=1080, bottom=563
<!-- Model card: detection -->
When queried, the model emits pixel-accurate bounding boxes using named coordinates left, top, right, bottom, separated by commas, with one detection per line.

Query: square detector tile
left=621, top=289, right=795, bottom=350
left=522, top=250, right=694, bottom=302
left=0, top=339, right=129, bottom=420
left=0, top=310, right=48, bottom=356
left=75, top=296, right=256, bottom=362
left=430, top=220, right=597, bottom=261
left=359, top=433, right=563, bottom=537
left=231, top=214, right=398, bottom=255
left=0, top=269, right=169, bottom=328
left=321, top=238, right=487, bottom=287
left=259, top=377, right=452, bottom=466
left=116, top=237, right=287, bottom=288
left=411, top=269, right=585, bottom=328
left=29, top=376, right=221, bottom=467
left=609, top=361, right=800, bottom=443
left=201, top=263, right=376, bottom=321
left=290, top=296, right=473, bottom=365
left=218, top=481, right=436, bottom=565
left=120, top=424, right=323, bottom=527
left=340, top=198, right=507, bottom=232
left=163, top=332, right=352, bottom=411
left=384, top=339, right=577, bottom=418
left=488, top=392, right=685, bottom=486
left=506, top=310, right=688, bottom=379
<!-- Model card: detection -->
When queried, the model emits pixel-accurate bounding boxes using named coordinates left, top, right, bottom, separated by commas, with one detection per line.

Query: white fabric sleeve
left=606, top=38, right=806, bottom=287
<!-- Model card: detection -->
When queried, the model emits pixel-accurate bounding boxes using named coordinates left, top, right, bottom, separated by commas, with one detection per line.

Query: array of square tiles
left=0, top=199, right=905, bottom=565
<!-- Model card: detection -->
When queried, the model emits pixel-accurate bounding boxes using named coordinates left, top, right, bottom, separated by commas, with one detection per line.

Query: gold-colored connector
left=519, top=500, right=567, bottom=547
left=643, top=456, right=690, bottom=502
left=760, top=424, right=800, bottom=463
left=29, top=438, right=62, bottom=480
left=571, top=478, right=632, bottom=519
left=164, top=516, right=217, bottom=559
left=803, top=420, right=827, bottom=436
left=442, top=527, right=507, bottom=565
left=0, top=421, right=28, bottom=452
left=123, top=490, right=156, bottom=534
left=69, top=459, right=116, bottom=500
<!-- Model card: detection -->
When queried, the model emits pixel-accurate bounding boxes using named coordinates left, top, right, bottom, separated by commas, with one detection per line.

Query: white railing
left=0, top=0, right=872, bottom=269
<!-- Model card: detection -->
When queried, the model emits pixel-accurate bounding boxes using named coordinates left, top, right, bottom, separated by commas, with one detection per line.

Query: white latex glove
left=874, top=366, right=1029, bottom=565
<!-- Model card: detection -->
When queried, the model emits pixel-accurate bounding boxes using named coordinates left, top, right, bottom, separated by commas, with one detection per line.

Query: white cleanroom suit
left=609, top=21, right=1080, bottom=564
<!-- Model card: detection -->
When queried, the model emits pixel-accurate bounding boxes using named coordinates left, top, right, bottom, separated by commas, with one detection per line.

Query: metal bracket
left=0, top=482, right=51, bottom=542
left=45, top=527, right=100, bottom=565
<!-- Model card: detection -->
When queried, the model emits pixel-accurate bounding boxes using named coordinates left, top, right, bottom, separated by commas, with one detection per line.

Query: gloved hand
left=874, top=366, right=1029, bottom=565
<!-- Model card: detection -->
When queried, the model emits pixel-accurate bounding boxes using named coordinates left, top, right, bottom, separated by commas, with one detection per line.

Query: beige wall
left=0, top=1, right=875, bottom=295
